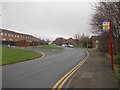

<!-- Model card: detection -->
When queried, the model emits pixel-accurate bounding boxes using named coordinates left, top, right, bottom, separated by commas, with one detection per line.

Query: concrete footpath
left=66, top=50, right=119, bottom=89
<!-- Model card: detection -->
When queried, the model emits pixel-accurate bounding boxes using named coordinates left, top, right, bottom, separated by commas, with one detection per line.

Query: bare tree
left=74, top=33, right=81, bottom=47
left=90, top=2, right=120, bottom=54
left=74, top=33, right=90, bottom=48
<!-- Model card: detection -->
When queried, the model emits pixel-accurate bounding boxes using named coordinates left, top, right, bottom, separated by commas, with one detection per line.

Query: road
left=3, top=47, right=87, bottom=88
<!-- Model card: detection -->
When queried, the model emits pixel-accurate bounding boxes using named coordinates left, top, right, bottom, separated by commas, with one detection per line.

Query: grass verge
left=34, top=45, right=64, bottom=50
left=106, top=54, right=120, bottom=79
left=114, top=65, right=120, bottom=79
left=1, top=47, right=42, bottom=65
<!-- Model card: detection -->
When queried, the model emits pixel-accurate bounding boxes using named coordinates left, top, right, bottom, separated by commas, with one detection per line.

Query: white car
left=68, top=44, right=74, bottom=48
left=62, top=44, right=65, bottom=47
left=62, top=44, right=67, bottom=47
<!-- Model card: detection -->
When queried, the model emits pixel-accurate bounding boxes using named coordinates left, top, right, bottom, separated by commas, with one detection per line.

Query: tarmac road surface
left=2, top=47, right=86, bottom=88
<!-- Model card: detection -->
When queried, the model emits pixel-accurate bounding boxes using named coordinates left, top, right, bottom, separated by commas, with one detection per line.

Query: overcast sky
left=2, top=2, right=94, bottom=40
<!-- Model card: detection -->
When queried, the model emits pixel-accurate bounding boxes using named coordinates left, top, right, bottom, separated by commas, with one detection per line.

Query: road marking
left=52, top=50, right=89, bottom=90
left=38, top=52, right=45, bottom=59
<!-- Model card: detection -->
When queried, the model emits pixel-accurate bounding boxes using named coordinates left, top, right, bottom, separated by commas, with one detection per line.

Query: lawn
left=1, top=47, right=42, bottom=65
left=34, top=45, right=64, bottom=50
left=116, top=65, right=120, bottom=78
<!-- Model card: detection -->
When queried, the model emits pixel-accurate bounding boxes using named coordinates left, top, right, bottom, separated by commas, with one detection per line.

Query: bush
left=118, top=66, right=120, bottom=73
left=114, top=55, right=120, bottom=65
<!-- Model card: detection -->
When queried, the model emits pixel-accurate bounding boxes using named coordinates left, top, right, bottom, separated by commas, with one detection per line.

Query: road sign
left=102, top=20, right=110, bottom=32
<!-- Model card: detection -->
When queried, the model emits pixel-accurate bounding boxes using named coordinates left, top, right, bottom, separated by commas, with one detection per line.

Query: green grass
left=114, top=65, right=120, bottom=79
left=1, top=47, right=42, bottom=65
left=114, top=55, right=120, bottom=65
left=34, top=45, right=64, bottom=50
left=118, top=66, right=120, bottom=73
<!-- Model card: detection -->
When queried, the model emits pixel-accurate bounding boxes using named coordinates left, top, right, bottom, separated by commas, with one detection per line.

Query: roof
left=0, top=28, right=40, bottom=40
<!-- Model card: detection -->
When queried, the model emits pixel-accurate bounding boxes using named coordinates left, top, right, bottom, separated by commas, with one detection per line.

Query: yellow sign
left=103, top=25, right=110, bottom=30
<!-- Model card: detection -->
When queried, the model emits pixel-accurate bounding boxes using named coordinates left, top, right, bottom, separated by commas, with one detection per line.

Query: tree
left=74, top=33, right=91, bottom=48
left=90, top=2, right=120, bottom=54
left=74, top=33, right=81, bottom=47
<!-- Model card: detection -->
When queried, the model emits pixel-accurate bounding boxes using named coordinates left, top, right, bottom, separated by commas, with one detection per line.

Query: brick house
left=0, top=29, right=41, bottom=46
left=53, top=37, right=66, bottom=46
left=53, top=37, right=77, bottom=46
left=66, top=38, right=77, bottom=46
left=91, top=36, right=100, bottom=48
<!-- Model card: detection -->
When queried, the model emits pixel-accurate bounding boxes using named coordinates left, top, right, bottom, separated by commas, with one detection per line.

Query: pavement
left=66, top=50, right=119, bottom=89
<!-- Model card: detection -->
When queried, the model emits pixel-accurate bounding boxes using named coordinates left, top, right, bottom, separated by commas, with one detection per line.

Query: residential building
left=91, top=36, right=100, bottom=48
left=53, top=37, right=77, bottom=46
left=0, top=29, right=40, bottom=46
left=66, top=38, right=77, bottom=46
left=53, top=37, right=66, bottom=46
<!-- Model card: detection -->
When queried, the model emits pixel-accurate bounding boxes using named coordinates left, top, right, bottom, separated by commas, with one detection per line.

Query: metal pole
left=109, top=19, right=114, bottom=70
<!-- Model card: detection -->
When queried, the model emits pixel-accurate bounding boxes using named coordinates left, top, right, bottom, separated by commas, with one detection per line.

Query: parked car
left=68, top=44, right=74, bottom=48
left=62, top=44, right=67, bottom=47
left=62, top=44, right=65, bottom=47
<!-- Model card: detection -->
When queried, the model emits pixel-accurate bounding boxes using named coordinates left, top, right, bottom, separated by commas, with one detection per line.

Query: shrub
left=114, top=55, right=120, bottom=65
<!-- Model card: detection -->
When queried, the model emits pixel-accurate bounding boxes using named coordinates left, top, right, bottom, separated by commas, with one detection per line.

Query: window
left=12, top=34, right=14, bottom=37
left=1, top=32, right=3, bottom=35
left=96, top=40, right=99, bottom=43
left=9, top=34, right=10, bottom=36
left=10, top=39, right=13, bottom=41
left=4, top=33, right=7, bottom=36
left=2, top=38, right=6, bottom=41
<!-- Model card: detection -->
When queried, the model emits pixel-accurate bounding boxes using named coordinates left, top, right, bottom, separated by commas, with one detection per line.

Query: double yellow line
left=52, top=50, right=89, bottom=90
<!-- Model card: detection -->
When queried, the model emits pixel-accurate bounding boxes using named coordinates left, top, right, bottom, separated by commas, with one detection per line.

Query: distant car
left=68, top=44, right=74, bottom=48
left=62, top=44, right=67, bottom=47
left=62, top=44, right=65, bottom=47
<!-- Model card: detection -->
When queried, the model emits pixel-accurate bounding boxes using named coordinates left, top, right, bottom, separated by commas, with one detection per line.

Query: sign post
left=109, top=20, right=114, bottom=70
left=102, top=20, right=114, bottom=70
